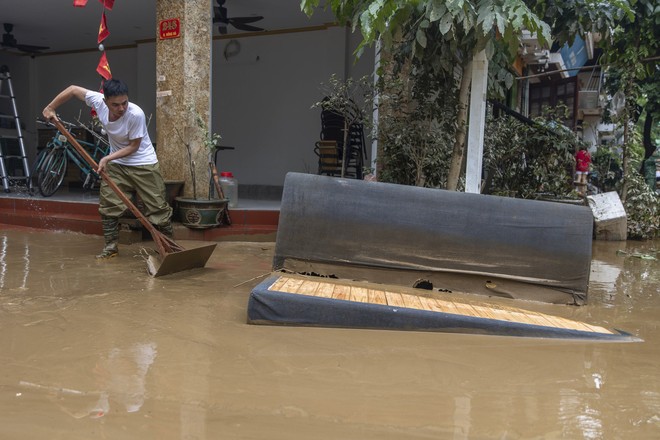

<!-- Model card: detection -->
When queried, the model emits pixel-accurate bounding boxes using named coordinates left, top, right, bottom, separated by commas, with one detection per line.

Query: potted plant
left=174, top=110, right=229, bottom=229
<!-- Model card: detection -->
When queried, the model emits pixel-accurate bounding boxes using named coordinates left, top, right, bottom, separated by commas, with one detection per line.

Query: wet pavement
left=0, top=226, right=658, bottom=439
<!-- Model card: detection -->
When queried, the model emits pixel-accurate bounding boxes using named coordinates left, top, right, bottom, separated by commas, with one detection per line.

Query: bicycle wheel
left=38, top=148, right=68, bottom=197
left=28, top=148, right=50, bottom=193
left=80, top=169, right=100, bottom=190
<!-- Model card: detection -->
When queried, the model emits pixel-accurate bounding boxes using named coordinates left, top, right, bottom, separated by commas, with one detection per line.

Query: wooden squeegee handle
left=52, top=120, right=160, bottom=237
left=209, top=161, right=225, bottom=199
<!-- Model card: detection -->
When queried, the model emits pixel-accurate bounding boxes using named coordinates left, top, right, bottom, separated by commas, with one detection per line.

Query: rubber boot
left=96, top=216, right=119, bottom=259
left=155, top=221, right=174, bottom=239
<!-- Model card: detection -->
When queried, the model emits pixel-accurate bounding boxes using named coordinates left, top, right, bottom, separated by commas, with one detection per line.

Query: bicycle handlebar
left=36, top=118, right=77, bottom=130
left=74, top=117, right=110, bottom=147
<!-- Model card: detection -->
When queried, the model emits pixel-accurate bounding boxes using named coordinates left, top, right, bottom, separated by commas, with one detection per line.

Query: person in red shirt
left=575, top=146, right=591, bottom=196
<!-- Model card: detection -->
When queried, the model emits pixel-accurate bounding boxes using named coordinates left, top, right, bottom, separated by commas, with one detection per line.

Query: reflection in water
left=576, top=405, right=603, bottom=440
left=452, top=396, right=471, bottom=440
left=0, top=235, right=6, bottom=290
left=589, top=259, right=622, bottom=303
left=559, top=389, right=603, bottom=440
left=591, top=373, right=603, bottom=389
left=16, top=342, right=158, bottom=420
left=20, top=240, right=30, bottom=290
left=583, top=357, right=606, bottom=391
left=92, top=342, right=157, bottom=416
left=0, top=234, right=31, bottom=292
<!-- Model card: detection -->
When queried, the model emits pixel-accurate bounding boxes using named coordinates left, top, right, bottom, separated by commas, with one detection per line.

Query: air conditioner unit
left=579, top=91, right=599, bottom=109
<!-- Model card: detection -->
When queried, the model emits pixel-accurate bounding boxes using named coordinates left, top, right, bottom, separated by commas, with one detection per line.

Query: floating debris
left=616, top=250, right=658, bottom=260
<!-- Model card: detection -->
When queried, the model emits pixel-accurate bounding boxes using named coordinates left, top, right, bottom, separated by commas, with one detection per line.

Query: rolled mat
left=272, top=173, right=593, bottom=305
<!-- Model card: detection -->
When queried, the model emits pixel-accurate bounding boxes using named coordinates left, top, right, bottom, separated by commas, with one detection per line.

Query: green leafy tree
left=599, top=0, right=659, bottom=202
left=483, top=104, right=584, bottom=198
left=303, top=0, right=551, bottom=190
left=624, top=168, right=659, bottom=240
left=591, top=145, right=623, bottom=193
left=375, top=56, right=458, bottom=187
left=302, top=0, right=631, bottom=189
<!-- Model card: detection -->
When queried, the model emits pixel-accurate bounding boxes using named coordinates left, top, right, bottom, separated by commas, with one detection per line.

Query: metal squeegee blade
left=146, top=244, right=217, bottom=277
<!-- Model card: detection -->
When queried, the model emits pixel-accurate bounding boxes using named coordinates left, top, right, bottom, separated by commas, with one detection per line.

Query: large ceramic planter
left=175, top=197, right=229, bottom=229
left=164, top=180, right=185, bottom=206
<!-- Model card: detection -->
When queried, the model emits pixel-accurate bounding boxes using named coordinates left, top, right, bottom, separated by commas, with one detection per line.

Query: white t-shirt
left=85, top=91, right=157, bottom=166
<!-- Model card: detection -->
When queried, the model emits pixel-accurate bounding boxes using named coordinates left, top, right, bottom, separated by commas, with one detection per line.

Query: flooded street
left=0, top=226, right=658, bottom=439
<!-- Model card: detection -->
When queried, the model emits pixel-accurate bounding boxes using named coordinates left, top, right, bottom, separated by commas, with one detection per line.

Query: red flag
left=96, top=52, right=112, bottom=80
left=98, top=12, right=110, bottom=44
left=73, top=0, right=88, bottom=6
left=98, top=0, right=114, bottom=10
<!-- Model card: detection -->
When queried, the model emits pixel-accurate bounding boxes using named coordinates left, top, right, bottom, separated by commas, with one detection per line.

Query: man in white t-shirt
left=43, top=79, right=173, bottom=259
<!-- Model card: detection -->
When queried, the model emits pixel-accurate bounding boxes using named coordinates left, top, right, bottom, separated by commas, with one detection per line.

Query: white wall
left=213, top=27, right=349, bottom=185
left=36, top=47, right=139, bottom=122
left=2, top=26, right=374, bottom=187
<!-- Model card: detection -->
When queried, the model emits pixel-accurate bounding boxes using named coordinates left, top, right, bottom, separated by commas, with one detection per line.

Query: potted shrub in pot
left=174, top=111, right=229, bottom=229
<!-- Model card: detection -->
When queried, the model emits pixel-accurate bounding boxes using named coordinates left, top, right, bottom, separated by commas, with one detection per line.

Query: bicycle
left=34, top=119, right=109, bottom=197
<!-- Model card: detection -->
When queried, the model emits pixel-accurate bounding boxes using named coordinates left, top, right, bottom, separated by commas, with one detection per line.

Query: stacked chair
left=314, top=107, right=366, bottom=179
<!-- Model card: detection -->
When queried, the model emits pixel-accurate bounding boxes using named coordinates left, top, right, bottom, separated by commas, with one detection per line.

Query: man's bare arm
left=97, top=138, right=142, bottom=174
left=42, top=85, right=90, bottom=121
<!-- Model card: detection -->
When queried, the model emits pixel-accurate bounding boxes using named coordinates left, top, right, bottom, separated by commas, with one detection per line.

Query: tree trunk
left=446, top=60, right=473, bottom=191
left=639, top=112, right=655, bottom=173
left=341, top=119, right=349, bottom=178
left=621, top=119, right=630, bottom=203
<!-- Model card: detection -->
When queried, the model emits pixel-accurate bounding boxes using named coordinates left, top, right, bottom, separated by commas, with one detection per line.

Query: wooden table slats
left=267, top=275, right=612, bottom=334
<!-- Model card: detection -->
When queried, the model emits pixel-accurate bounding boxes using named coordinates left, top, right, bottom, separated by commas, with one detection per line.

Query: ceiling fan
left=2, top=23, right=50, bottom=54
left=213, top=0, right=265, bottom=35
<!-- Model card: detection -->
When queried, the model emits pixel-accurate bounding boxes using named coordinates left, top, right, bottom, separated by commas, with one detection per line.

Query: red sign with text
left=159, top=18, right=180, bottom=40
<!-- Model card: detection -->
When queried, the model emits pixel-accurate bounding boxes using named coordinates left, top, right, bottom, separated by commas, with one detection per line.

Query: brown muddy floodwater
left=0, top=226, right=658, bottom=439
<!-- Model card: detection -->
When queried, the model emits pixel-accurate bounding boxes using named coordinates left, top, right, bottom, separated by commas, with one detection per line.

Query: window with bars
left=529, top=78, right=577, bottom=128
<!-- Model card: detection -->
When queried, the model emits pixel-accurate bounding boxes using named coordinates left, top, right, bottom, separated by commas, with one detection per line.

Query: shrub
left=375, top=60, right=458, bottom=188
left=483, top=107, right=583, bottom=199
left=624, top=162, right=659, bottom=239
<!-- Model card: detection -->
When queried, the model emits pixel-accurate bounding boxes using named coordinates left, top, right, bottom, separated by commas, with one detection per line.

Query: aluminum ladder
left=0, top=65, right=30, bottom=192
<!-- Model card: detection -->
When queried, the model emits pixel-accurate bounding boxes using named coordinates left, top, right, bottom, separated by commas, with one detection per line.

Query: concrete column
left=156, top=0, right=212, bottom=199
left=465, top=50, right=488, bottom=194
